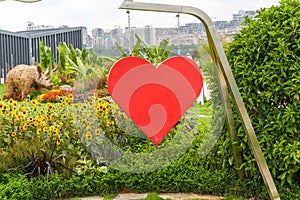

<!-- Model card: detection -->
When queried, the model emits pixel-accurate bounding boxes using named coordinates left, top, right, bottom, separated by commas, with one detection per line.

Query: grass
left=187, top=101, right=212, bottom=128
left=0, top=84, right=5, bottom=98
left=189, top=101, right=212, bottom=117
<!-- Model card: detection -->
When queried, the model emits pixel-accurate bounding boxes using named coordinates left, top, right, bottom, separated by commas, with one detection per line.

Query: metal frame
left=119, top=1, right=280, bottom=199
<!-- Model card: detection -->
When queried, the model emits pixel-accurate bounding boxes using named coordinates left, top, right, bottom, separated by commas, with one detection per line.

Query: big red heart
left=108, top=56, right=203, bottom=146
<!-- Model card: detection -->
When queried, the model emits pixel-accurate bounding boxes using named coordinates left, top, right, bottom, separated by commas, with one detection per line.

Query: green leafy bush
left=225, top=0, right=300, bottom=191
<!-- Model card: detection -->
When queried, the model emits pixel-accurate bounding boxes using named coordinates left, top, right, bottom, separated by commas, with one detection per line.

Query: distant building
left=92, top=28, right=105, bottom=46
left=230, top=10, right=256, bottom=27
left=92, top=28, right=105, bottom=38
left=87, top=9, right=258, bottom=48
left=109, top=27, right=123, bottom=48
left=144, top=25, right=156, bottom=46
left=82, top=27, right=93, bottom=48
left=26, top=21, right=55, bottom=31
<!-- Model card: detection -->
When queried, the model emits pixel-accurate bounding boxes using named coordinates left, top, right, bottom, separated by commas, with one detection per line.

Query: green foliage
left=103, top=194, right=118, bottom=200
left=93, top=45, right=122, bottom=58
left=39, top=41, right=54, bottom=72
left=224, top=196, right=244, bottom=200
left=85, top=49, right=116, bottom=77
left=226, top=0, right=300, bottom=189
left=28, top=88, right=48, bottom=100
left=0, top=140, right=42, bottom=173
left=116, top=34, right=174, bottom=66
left=57, top=42, right=89, bottom=80
left=0, top=84, right=6, bottom=98
left=169, top=44, right=197, bottom=57
left=143, top=192, right=165, bottom=200
left=18, top=148, right=74, bottom=177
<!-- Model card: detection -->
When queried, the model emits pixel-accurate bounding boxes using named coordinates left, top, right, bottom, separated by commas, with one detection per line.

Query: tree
left=226, top=0, right=300, bottom=188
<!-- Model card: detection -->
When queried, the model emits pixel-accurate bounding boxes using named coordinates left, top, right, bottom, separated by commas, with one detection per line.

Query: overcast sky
left=0, top=0, right=280, bottom=33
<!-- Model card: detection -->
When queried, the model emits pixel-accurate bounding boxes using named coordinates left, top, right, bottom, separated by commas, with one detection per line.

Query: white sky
left=0, top=0, right=280, bottom=33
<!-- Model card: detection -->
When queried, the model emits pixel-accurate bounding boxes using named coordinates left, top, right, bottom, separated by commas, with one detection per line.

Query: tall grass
left=0, top=84, right=6, bottom=98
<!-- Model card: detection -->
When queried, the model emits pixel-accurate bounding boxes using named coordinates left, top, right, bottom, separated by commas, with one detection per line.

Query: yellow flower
left=53, top=127, right=58, bottom=134
left=15, top=114, right=23, bottom=120
left=106, top=121, right=111, bottom=127
left=46, top=102, right=53, bottom=110
left=43, top=127, right=48, bottom=132
left=75, top=131, right=80, bottom=136
left=0, top=102, right=4, bottom=110
left=49, top=126, right=54, bottom=132
left=11, top=132, right=17, bottom=137
left=56, top=140, right=61, bottom=145
left=53, top=132, right=59, bottom=137
left=95, top=129, right=101, bottom=135
left=23, top=124, right=28, bottom=131
left=36, top=129, right=42, bottom=135
left=21, top=108, right=26, bottom=114
left=67, top=93, right=73, bottom=99
left=86, top=132, right=92, bottom=140
left=13, top=137, right=17, bottom=141
left=39, top=121, right=46, bottom=127
left=31, top=99, right=38, bottom=105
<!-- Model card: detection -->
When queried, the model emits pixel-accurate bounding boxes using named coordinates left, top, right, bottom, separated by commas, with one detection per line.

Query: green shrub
left=225, top=0, right=300, bottom=191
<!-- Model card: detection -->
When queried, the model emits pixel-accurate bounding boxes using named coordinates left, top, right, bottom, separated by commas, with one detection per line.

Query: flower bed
left=0, top=93, right=117, bottom=175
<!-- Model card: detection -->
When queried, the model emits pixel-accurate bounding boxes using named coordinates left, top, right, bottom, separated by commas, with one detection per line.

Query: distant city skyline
left=0, top=0, right=280, bottom=32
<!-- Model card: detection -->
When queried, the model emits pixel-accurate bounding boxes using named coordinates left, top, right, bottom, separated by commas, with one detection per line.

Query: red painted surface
left=108, top=56, right=203, bottom=145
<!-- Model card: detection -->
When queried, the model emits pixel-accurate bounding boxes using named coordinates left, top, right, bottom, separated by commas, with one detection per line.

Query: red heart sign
left=108, top=56, right=203, bottom=146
